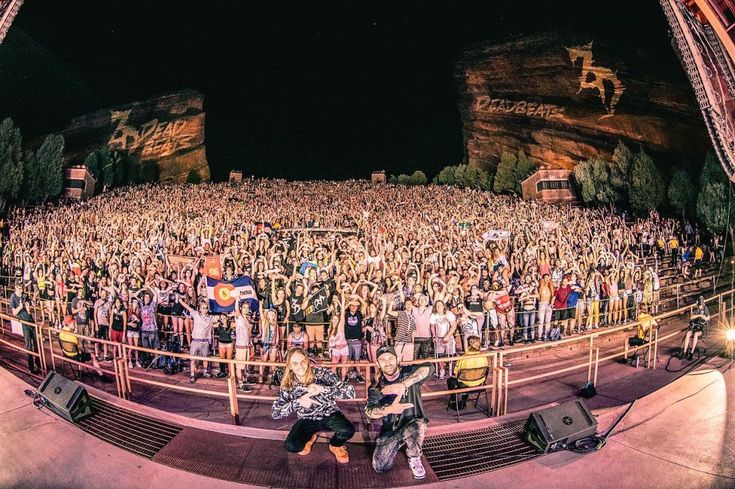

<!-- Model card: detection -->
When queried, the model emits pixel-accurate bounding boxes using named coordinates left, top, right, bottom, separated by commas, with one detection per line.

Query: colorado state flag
left=206, top=275, right=259, bottom=314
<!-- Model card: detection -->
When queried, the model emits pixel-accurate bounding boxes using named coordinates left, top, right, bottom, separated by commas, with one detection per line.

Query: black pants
left=414, top=338, right=434, bottom=359
left=446, top=377, right=469, bottom=405
left=22, top=324, right=41, bottom=371
left=284, top=411, right=355, bottom=452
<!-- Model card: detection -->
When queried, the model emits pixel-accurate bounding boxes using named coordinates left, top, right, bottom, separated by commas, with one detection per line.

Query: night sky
left=0, top=1, right=679, bottom=181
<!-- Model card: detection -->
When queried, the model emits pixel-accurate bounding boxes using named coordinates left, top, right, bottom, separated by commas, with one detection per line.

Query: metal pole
left=227, top=363, right=240, bottom=425
left=593, top=347, right=600, bottom=386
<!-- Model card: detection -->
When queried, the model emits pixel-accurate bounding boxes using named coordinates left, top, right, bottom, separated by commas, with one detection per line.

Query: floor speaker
left=37, top=371, right=93, bottom=423
left=523, top=399, right=597, bottom=453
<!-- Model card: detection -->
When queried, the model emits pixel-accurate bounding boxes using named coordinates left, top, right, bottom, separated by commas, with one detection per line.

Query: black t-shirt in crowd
left=344, top=309, right=363, bottom=340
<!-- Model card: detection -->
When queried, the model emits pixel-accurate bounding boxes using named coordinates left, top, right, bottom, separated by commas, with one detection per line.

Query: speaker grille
left=76, top=397, right=183, bottom=459
left=423, top=419, right=540, bottom=480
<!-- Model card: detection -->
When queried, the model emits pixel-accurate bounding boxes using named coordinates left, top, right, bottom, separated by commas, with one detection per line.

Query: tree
left=514, top=150, right=536, bottom=193
left=668, top=169, right=696, bottom=219
left=434, top=165, right=456, bottom=185
left=628, top=149, right=664, bottom=213
left=0, top=118, right=24, bottom=211
left=388, top=174, right=398, bottom=185
left=397, top=174, right=411, bottom=185
left=408, top=170, right=427, bottom=185
left=493, top=152, right=517, bottom=194
left=22, top=148, right=43, bottom=205
left=186, top=169, right=202, bottom=184
left=573, top=157, right=620, bottom=206
left=493, top=150, right=536, bottom=195
left=610, top=140, right=633, bottom=204
left=697, top=151, right=729, bottom=234
left=83, top=151, right=99, bottom=181
left=29, top=134, right=65, bottom=203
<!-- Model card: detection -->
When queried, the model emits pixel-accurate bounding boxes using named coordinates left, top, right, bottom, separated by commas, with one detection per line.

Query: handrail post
left=587, top=335, right=594, bottom=383
left=35, top=323, right=46, bottom=373
left=490, top=353, right=498, bottom=416
left=593, top=347, right=600, bottom=385
left=652, top=329, right=659, bottom=370
left=676, top=284, right=680, bottom=309
left=227, top=361, right=240, bottom=425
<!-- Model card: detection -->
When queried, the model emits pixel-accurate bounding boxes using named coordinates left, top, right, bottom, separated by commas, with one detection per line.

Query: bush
left=434, top=164, right=492, bottom=190
left=408, top=170, right=427, bottom=185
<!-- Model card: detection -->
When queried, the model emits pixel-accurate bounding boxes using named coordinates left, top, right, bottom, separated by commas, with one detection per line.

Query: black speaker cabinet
left=523, top=399, right=597, bottom=453
left=37, top=372, right=93, bottom=423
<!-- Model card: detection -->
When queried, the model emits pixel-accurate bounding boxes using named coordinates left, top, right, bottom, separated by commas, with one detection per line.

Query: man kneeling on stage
left=272, top=347, right=356, bottom=463
left=682, top=296, right=710, bottom=361
left=366, top=345, right=434, bottom=480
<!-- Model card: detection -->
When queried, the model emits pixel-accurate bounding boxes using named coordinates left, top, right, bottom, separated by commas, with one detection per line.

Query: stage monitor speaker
left=37, top=371, right=93, bottom=423
left=523, top=399, right=597, bottom=453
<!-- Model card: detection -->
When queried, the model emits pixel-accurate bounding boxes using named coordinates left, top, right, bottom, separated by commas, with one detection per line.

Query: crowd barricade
left=0, top=275, right=731, bottom=426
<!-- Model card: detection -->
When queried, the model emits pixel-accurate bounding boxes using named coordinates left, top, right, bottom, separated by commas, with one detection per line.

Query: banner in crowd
left=304, top=285, right=330, bottom=316
left=206, top=275, right=258, bottom=314
left=483, top=229, right=511, bottom=241
left=168, top=255, right=197, bottom=269
left=203, top=256, right=223, bottom=280
left=542, top=220, right=558, bottom=231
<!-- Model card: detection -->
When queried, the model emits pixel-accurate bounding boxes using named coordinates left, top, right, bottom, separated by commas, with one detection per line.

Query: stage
left=0, top=355, right=732, bottom=488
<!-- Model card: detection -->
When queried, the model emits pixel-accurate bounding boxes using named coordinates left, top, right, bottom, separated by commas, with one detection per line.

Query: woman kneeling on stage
left=272, top=347, right=356, bottom=463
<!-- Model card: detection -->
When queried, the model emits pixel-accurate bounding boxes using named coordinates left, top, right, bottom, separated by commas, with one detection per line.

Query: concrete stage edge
left=0, top=360, right=733, bottom=489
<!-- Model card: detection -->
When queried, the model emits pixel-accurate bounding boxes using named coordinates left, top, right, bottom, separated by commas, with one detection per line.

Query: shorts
left=190, top=339, right=211, bottom=358
left=330, top=346, right=349, bottom=357
left=553, top=309, right=572, bottom=321
left=126, top=329, right=140, bottom=340
left=157, top=304, right=172, bottom=316
left=110, top=329, right=124, bottom=343
left=347, top=339, right=362, bottom=361
left=76, top=322, right=90, bottom=338
left=235, top=346, right=251, bottom=362
left=95, top=325, right=109, bottom=340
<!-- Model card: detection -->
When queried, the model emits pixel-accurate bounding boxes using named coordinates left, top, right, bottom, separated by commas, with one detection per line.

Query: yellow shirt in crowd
left=455, top=351, right=489, bottom=387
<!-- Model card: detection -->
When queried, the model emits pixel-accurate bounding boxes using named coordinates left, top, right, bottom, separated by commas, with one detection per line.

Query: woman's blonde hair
left=280, top=347, right=314, bottom=390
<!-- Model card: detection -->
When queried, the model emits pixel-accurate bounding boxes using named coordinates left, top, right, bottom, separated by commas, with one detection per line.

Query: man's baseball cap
left=375, top=345, right=397, bottom=361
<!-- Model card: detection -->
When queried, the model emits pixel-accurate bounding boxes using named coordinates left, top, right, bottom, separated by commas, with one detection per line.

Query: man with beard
left=365, top=345, right=434, bottom=479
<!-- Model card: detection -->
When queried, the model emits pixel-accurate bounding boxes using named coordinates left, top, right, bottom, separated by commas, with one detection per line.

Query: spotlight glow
left=727, top=329, right=735, bottom=342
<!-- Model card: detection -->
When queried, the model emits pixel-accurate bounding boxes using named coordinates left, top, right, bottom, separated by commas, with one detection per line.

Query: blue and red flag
left=206, top=275, right=259, bottom=314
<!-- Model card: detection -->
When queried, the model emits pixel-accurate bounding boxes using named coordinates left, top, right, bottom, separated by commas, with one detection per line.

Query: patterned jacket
left=272, top=367, right=355, bottom=420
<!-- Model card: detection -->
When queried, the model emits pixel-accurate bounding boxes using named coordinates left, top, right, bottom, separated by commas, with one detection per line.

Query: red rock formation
left=456, top=32, right=710, bottom=174
left=61, top=90, right=210, bottom=183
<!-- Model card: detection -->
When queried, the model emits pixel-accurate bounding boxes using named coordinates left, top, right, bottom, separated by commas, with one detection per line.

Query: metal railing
left=0, top=269, right=729, bottom=426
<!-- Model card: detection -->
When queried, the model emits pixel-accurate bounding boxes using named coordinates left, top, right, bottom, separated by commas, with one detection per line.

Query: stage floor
left=0, top=355, right=732, bottom=488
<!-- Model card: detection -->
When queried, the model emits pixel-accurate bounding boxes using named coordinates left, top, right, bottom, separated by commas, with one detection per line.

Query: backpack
left=548, top=327, right=562, bottom=341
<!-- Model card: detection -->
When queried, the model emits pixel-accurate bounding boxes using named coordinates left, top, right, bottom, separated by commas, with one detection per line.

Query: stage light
left=726, top=328, right=735, bottom=342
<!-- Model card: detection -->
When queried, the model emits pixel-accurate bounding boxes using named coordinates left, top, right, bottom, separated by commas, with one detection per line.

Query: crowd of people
left=0, top=181, right=719, bottom=392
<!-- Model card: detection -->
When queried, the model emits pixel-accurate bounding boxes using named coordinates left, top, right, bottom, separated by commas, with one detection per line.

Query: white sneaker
left=136, top=360, right=143, bottom=368
left=408, top=456, right=426, bottom=479
left=129, top=360, right=134, bottom=369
